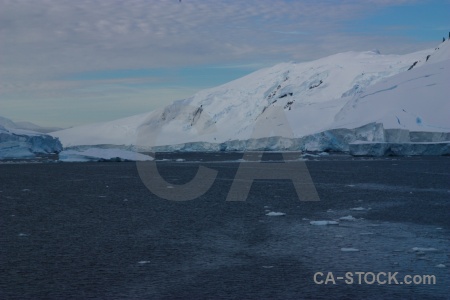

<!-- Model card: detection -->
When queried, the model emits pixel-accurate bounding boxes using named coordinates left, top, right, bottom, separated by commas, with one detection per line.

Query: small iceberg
left=266, top=212, right=286, bottom=216
left=310, top=220, right=339, bottom=226
left=339, top=215, right=356, bottom=221
left=341, top=248, right=359, bottom=252
left=412, top=247, right=437, bottom=252
left=350, top=207, right=366, bottom=211
left=262, top=266, right=274, bottom=269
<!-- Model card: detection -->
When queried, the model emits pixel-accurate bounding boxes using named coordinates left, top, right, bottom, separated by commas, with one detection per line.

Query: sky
left=0, top=0, right=449, bottom=128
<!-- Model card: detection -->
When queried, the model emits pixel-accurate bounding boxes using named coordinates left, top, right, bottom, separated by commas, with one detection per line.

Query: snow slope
left=13, top=121, right=63, bottom=134
left=54, top=112, right=153, bottom=147
left=333, top=43, right=450, bottom=132
left=0, top=116, right=18, bottom=129
left=0, top=116, right=62, bottom=133
left=52, top=41, right=450, bottom=154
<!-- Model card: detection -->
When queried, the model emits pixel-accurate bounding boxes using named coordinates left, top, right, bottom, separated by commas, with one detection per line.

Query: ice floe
left=341, top=248, right=360, bottom=252
left=310, top=220, right=339, bottom=226
left=350, top=207, right=367, bottom=211
left=266, top=212, right=286, bottom=217
left=59, top=148, right=154, bottom=162
left=412, top=247, right=438, bottom=252
left=339, top=215, right=356, bottom=221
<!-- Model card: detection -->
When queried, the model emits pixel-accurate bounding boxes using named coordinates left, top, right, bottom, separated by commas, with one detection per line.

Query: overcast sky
left=1, top=0, right=449, bottom=127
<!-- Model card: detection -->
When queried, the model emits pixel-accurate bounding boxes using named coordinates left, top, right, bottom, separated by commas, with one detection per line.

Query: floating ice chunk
left=302, top=218, right=309, bottom=221
left=22, top=189, right=30, bottom=192
left=341, top=248, right=359, bottom=252
left=166, top=185, right=174, bottom=189
left=262, top=266, right=274, bottom=269
left=346, top=184, right=356, bottom=187
left=326, top=209, right=333, bottom=213
left=175, top=158, right=185, bottom=162
left=266, top=212, right=286, bottom=216
left=302, top=153, right=319, bottom=158
left=59, top=148, right=153, bottom=162
left=436, top=264, right=446, bottom=268
left=137, top=261, right=151, bottom=264
left=412, top=247, right=437, bottom=252
left=339, top=215, right=356, bottom=221
left=310, top=220, right=339, bottom=225
left=18, top=233, right=28, bottom=237
left=350, top=207, right=366, bottom=211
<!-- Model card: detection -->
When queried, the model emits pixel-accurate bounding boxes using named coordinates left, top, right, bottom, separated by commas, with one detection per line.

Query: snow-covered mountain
left=0, top=116, right=19, bottom=129
left=0, top=124, right=62, bottom=159
left=0, top=116, right=62, bottom=133
left=52, top=41, right=450, bottom=154
left=13, top=121, right=63, bottom=134
left=334, top=44, right=450, bottom=132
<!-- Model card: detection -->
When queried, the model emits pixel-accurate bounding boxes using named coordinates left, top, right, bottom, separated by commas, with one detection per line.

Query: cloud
left=0, top=0, right=425, bottom=75
left=0, top=0, right=441, bottom=126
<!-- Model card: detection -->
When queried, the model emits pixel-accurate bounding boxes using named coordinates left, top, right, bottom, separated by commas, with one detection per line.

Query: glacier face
left=0, top=125, right=63, bottom=159
left=51, top=40, right=450, bottom=156
left=139, top=123, right=450, bottom=156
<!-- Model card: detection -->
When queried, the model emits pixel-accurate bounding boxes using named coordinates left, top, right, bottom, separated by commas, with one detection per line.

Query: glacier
left=50, top=40, right=450, bottom=156
left=140, top=123, right=450, bottom=156
left=0, top=125, right=62, bottom=159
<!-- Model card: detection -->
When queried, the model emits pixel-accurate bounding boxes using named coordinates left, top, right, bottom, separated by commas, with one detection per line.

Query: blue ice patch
left=416, top=117, right=422, bottom=125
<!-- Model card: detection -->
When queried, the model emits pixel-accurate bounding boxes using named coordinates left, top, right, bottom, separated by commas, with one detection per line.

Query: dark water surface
left=1, top=154, right=449, bottom=299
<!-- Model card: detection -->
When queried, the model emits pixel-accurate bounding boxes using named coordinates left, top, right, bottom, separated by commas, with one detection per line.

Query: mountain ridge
left=51, top=41, right=449, bottom=152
